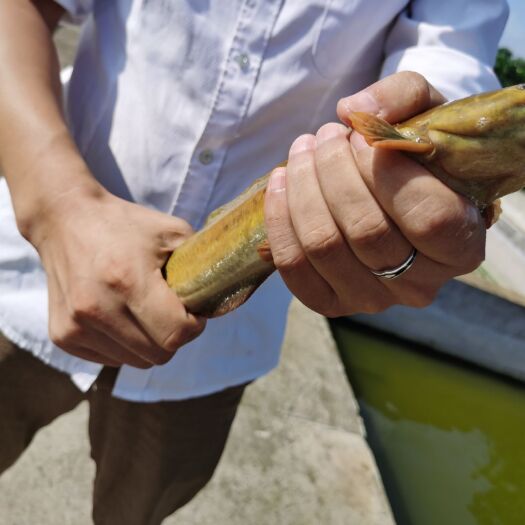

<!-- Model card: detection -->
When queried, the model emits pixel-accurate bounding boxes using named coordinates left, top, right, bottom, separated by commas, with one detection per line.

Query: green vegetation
left=494, top=48, right=525, bottom=87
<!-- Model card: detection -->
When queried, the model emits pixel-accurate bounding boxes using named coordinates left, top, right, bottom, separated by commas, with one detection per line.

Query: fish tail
left=348, top=112, right=433, bottom=153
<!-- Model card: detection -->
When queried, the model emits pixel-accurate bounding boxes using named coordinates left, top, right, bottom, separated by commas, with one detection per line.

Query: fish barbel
left=165, top=84, right=525, bottom=317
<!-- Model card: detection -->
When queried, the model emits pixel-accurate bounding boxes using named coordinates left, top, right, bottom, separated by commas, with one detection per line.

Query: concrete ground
left=0, top=301, right=394, bottom=525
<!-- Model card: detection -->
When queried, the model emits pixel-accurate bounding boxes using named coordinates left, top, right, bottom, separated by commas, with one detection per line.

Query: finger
left=49, top=304, right=156, bottom=368
left=350, top=133, right=486, bottom=273
left=285, top=135, right=394, bottom=315
left=155, top=215, right=196, bottom=260
left=127, top=269, right=206, bottom=353
left=314, top=122, right=413, bottom=272
left=264, top=165, right=338, bottom=315
left=86, top=324, right=164, bottom=368
left=63, top=346, right=123, bottom=367
left=86, top=307, right=177, bottom=366
left=337, top=71, right=447, bottom=125
left=56, top=278, right=175, bottom=365
left=314, top=125, right=472, bottom=308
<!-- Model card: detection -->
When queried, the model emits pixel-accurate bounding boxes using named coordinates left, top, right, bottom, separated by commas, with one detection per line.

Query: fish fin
left=482, top=199, right=502, bottom=229
left=206, top=270, right=274, bottom=317
left=373, top=139, right=434, bottom=153
left=348, top=111, right=433, bottom=153
left=207, top=285, right=259, bottom=318
left=257, top=239, right=274, bottom=263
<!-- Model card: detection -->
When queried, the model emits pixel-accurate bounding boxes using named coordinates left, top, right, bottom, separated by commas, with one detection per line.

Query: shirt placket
left=172, top=0, right=284, bottom=229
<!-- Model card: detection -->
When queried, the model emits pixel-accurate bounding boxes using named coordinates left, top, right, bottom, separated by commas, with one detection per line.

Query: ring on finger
left=369, top=248, right=417, bottom=280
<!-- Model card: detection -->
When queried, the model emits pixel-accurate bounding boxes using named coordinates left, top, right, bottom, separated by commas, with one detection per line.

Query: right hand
left=31, top=184, right=206, bottom=368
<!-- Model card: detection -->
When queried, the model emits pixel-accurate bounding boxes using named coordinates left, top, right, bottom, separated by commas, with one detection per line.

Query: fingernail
left=268, top=168, right=286, bottom=193
left=289, top=135, right=315, bottom=157
left=350, top=131, right=368, bottom=152
left=316, top=124, right=346, bottom=145
left=341, top=90, right=381, bottom=122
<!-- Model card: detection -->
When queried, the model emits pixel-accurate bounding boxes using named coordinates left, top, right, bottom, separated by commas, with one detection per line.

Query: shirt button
left=198, top=149, right=214, bottom=165
left=235, top=53, right=250, bottom=72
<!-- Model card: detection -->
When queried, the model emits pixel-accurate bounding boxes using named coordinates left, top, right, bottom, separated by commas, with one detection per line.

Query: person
left=0, top=0, right=508, bottom=523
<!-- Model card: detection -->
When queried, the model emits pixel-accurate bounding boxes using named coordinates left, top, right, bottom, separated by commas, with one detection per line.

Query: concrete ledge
left=352, top=280, right=525, bottom=382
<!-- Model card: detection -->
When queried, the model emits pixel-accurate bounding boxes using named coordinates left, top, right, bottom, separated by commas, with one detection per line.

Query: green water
left=331, top=319, right=525, bottom=525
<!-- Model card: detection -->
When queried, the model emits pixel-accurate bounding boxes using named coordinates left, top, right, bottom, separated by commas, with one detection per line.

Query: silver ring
left=370, top=248, right=417, bottom=280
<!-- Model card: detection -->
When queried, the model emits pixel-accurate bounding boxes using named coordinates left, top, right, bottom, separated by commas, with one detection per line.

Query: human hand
left=32, top=185, right=205, bottom=368
left=264, top=72, right=486, bottom=316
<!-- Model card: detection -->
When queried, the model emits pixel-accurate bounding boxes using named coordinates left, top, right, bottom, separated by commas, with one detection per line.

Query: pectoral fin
left=348, top=112, right=434, bottom=154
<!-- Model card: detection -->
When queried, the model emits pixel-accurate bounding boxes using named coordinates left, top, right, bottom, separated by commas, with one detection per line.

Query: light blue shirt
left=0, top=0, right=507, bottom=400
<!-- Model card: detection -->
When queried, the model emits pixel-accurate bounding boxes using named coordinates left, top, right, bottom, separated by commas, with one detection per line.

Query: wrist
left=5, top=135, right=108, bottom=246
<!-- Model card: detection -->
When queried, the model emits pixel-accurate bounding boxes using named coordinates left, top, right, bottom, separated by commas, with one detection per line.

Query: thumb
left=337, top=71, right=447, bottom=125
left=154, top=215, right=196, bottom=262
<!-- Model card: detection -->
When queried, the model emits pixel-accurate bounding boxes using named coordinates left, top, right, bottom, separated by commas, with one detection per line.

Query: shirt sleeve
left=381, top=0, right=509, bottom=100
left=54, top=0, right=94, bottom=21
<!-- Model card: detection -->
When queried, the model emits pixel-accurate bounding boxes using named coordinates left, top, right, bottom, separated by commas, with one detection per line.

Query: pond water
left=331, top=319, right=525, bottom=525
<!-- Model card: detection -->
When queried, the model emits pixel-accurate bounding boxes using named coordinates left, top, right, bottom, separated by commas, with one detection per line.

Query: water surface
left=332, top=319, right=525, bottom=525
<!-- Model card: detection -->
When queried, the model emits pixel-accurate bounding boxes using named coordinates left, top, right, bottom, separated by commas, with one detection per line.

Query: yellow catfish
left=165, top=85, right=525, bottom=317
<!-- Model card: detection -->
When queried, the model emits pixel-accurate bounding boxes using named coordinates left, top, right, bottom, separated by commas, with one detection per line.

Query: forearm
left=0, top=0, right=103, bottom=244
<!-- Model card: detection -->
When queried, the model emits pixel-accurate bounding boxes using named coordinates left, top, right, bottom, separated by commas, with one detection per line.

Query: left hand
left=264, top=71, right=486, bottom=317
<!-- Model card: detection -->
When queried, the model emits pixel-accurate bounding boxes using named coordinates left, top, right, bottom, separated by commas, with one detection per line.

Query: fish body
left=166, top=85, right=525, bottom=317
left=164, top=174, right=275, bottom=317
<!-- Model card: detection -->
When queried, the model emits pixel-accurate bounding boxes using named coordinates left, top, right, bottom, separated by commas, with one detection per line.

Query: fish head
left=405, top=84, right=525, bottom=208
left=349, top=85, right=525, bottom=209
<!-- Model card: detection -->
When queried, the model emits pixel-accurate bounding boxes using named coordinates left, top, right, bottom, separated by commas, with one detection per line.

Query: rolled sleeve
left=381, top=0, right=509, bottom=100
left=54, top=0, right=93, bottom=20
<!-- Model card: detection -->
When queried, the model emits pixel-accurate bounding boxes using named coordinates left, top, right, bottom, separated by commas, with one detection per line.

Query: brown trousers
left=0, top=333, right=246, bottom=525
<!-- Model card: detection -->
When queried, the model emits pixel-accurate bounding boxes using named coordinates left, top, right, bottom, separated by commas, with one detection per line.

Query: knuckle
left=162, top=322, right=202, bottom=353
left=49, top=319, right=83, bottom=349
left=265, top=211, right=286, bottom=232
left=311, top=295, right=343, bottom=318
left=402, top=70, right=430, bottom=102
left=103, top=261, right=134, bottom=296
left=49, top=327, right=67, bottom=349
left=70, top=290, right=102, bottom=323
left=460, top=244, right=485, bottom=273
left=345, top=210, right=391, bottom=251
left=402, top=286, right=438, bottom=308
left=408, top=202, right=460, bottom=243
left=149, top=352, right=172, bottom=366
left=360, top=296, right=394, bottom=315
left=302, top=227, right=343, bottom=261
left=321, top=291, right=394, bottom=318
left=161, top=334, right=181, bottom=354
left=273, top=247, right=307, bottom=274
left=317, top=137, right=350, bottom=167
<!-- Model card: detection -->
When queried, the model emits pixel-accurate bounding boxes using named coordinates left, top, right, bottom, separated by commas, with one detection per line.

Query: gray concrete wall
left=353, top=280, right=525, bottom=382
